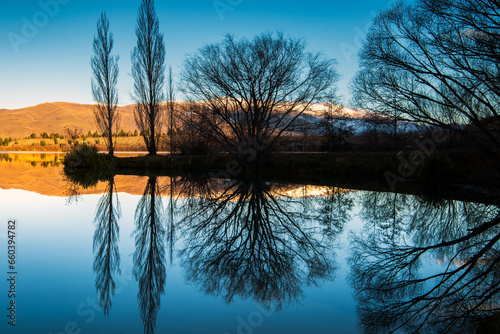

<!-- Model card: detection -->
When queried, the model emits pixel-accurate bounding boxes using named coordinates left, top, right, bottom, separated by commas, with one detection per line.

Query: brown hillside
left=0, top=102, right=139, bottom=139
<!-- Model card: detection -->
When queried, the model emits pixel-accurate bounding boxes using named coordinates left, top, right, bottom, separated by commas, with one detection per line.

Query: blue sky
left=0, top=0, right=396, bottom=109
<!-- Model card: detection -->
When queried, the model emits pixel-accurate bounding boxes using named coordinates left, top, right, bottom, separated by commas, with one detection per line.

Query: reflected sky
left=1, top=153, right=499, bottom=334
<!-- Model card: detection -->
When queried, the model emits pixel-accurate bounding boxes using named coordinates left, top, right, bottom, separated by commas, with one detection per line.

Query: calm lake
left=0, top=153, right=499, bottom=334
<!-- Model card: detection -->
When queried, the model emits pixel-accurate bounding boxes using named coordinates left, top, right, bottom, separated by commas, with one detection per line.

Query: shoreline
left=59, top=149, right=500, bottom=199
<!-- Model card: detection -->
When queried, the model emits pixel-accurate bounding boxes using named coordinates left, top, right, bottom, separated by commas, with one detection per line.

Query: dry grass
left=0, top=136, right=148, bottom=152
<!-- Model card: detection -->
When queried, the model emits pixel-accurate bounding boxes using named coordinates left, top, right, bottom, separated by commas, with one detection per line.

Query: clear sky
left=0, top=0, right=396, bottom=109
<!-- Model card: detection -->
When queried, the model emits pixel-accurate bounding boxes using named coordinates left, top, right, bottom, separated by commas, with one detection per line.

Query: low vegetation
left=63, top=144, right=115, bottom=183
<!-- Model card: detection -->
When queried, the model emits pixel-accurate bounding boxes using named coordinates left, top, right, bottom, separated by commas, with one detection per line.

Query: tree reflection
left=317, top=187, right=354, bottom=238
left=350, top=195, right=500, bottom=333
left=133, top=176, right=166, bottom=334
left=179, top=177, right=338, bottom=309
left=161, top=174, right=213, bottom=264
left=93, top=176, right=121, bottom=317
left=165, top=176, right=177, bottom=264
left=359, top=192, right=411, bottom=244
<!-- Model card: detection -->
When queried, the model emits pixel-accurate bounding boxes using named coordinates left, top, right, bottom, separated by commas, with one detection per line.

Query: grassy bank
left=63, top=145, right=500, bottom=198
left=0, top=136, right=148, bottom=152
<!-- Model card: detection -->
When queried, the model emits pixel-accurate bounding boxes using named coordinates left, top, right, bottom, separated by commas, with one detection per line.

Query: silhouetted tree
left=181, top=32, right=339, bottom=169
left=175, top=102, right=210, bottom=155
left=320, top=104, right=355, bottom=152
left=352, top=0, right=500, bottom=150
left=93, top=177, right=121, bottom=317
left=133, top=177, right=166, bottom=334
left=166, top=66, right=176, bottom=154
left=91, top=11, right=120, bottom=156
left=132, top=0, right=166, bottom=155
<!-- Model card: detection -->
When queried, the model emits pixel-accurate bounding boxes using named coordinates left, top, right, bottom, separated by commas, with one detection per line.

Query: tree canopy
left=352, top=0, right=500, bottom=149
left=181, top=32, right=339, bottom=167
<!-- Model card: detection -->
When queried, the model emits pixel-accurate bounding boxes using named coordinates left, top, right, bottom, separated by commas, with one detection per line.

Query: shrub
left=63, top=145, right=115, bottom=188
left=30, top=133, right=36, bottom=139
left=63, top=144, right=115, bottom=178
left=40, top=140, right=47, bottom=147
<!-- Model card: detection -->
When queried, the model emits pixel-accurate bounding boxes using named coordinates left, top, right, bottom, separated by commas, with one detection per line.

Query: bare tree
left=175, top=101, right=211, bottom=155
left=352, top=0, right=500, bottom=151
left=320, top=104, right=355, bottom=152
left=131, top=0, right=165, bottom=155
left=181, top=32, right=339, bottom=169
left=91, top=11, right=120, bottom=156
left=64, top=125, right=82, bottom=150
left=166, top=66, right=175, bottom=154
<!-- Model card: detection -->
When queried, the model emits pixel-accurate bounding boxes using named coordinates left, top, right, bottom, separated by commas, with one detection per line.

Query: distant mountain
left=0, top=101, right=407, bottom=139
left=0, top=102, right=138, bottom=138
left=291, top=103, right=416, bottom=135
left=301, top=103, right=379, bottom=119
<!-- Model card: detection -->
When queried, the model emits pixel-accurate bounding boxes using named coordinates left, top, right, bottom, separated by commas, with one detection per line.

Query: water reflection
left=350, top=195, right=500, bottom=333
left=317, top=186, right=354, bottom=238
left=62, top=166, right=500, bottom=334
left=93, top=176, right=121, bottom=317
left=133, top=177, right=166, bottom=334
left=178, top=177, right=338, bottom=309
left=165, top=176, right=178, bottom=264
left=0, top=152, right=64, bottom=166
left=359, top=192, right=411, bottom=243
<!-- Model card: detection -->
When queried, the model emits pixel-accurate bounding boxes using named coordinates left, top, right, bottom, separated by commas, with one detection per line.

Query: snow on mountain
left=289, top=103, right=416, bottom=135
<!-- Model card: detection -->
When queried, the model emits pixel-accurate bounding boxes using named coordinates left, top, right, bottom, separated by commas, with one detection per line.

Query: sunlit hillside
left=0, top=101, right=381, bottom=140
left=0, top=102, right=138, bottom=139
